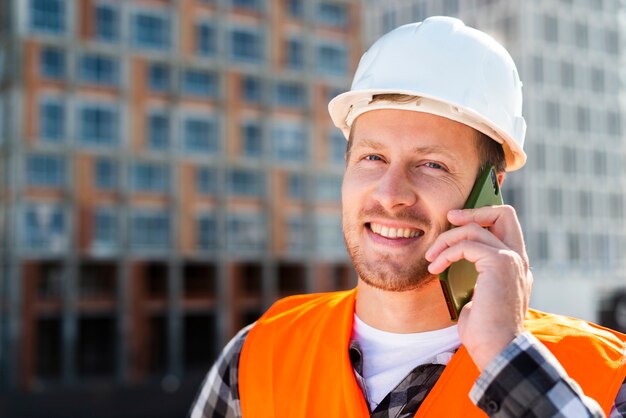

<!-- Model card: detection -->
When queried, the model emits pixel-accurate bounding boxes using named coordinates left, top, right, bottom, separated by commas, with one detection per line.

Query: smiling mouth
left=367, top=222, right=424, bottom=239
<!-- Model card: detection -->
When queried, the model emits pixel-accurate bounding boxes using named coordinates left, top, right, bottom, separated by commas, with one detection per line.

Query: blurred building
left=365, top=0, right=626, bottom=324
left=0, top=0, right=360, bottom=396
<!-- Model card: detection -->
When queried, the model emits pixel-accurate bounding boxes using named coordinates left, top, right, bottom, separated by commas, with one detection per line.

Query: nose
left=371, top=163, right=418, bottom=211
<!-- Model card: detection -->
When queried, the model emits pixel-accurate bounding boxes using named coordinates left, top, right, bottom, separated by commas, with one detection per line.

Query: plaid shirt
left=190, top=326, right=626, bottom=418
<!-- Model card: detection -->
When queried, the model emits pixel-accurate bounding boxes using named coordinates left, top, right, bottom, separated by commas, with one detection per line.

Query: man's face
left=342, top=109, right=482, bottom=291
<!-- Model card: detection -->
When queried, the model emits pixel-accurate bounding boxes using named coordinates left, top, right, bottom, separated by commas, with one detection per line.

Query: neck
left=355, top=277, right=456, bottom=333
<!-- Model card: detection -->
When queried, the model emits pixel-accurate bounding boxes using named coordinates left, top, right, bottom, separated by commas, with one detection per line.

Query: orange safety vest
left=239, top=289, right=626, bottom=417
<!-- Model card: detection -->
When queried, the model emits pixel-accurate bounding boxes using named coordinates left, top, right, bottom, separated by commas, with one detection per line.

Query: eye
left=424, top=161, right=444, bottom=170
left=364, top=154, right=384, bottom=162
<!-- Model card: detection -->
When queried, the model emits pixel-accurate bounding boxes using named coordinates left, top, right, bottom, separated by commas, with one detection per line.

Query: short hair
left=346, top=94, right=506, bottom=174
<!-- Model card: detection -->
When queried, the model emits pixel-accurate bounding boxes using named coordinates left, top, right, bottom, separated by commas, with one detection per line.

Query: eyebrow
left=353, top=139, right=458, bottom=159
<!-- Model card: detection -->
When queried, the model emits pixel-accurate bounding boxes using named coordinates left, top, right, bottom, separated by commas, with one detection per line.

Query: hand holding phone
left=438, top=165, right=503, bottom=321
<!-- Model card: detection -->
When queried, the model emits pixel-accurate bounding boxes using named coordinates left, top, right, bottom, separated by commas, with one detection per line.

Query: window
left=592, top=234, right=609, bottom=265
left=593, top=151, right=607, bottom=176
left=31, top=0, right=65, bottom=34
left=24, top=204, right=66, bottom=251
left=232, top=0, right=263, bottom=10
left=607, top=111, right=621, bottom=136
left=40, top=47, right=65, bottom=79
left=242, top=122, right=262, bottom=158
left=443, top=0, right=459, bottom=15
left=315, top=215, right=344, bottom=254
left=147, top=113, right=169, bottom=151
left=575, top=22, right=588, bottom=49
left=148, top=64, right=169, bottom=92
left=196, top=167, right=217, bottom=195
left=132, top=162, right=169, bottom=192
left=609, top=194, right=623, bottom=219
left=197, top=215, right=217, bottom=250
left=591, top=68, right=604, bottom=93
left=93, top=208, right=117, bottom=249
left=286, top=39, right=304, bottom=69
left=275, top=82, right=307, bottom=107
left=287, top=173, right=305, bottom=199
left=560, top=61, right=574, bottom=88
left=533, top=143, right=546, bottom=171
left=537, top=231, right=549, bottom=261
left=502, top=187, right=522, bottom=211
left=543, top=15, right=558, bottom=43
left=27, top=155, right=66, bottom=187
left=182, top=70, right=218, bottom=98
left=563, top=147, right=576, bottom=174
left=226, top=212, right=266, bottom=251
left=196, top=22, right=216, bottom=56
left=182, top=117, right=219, bottom=154
left=576, top=106, right=590, bottom=133
left=567, top=233, right=580, bottom=261
left=79, top=54, right=118, bottom=86
left=231, top=28, right=262, bottom=62
left=548, top=188, right=562, bottom=216
left=228, top=169, right=264, bottom=197
left=605, top=29, right=618, bottom=55
left=532, top=56, right=543, bottom=83
left=0, top=99, right=4, bottom=142
left=329, top=130, right=345, bottom=164
left=545, top=101, right=560, bottom=129
left=133, top=13, right=170, bottom=49
left=287, top=216, right=305, bottom=251
left=35, top=318, right=62, bottom=377
left=316, top=175, right=342, bottom=201
left=79, top=105, right=118, bottom=146
left=579, top=191, right=592, bottom=218
left=131, top=211, right=170, bottom=250
left=95, top=4, right=119, bottom=42
left=317, top=44, right=347, bottom=75
left=242, top=76, right=262, bottom=103
left=412, top=3, right=427, bottom=21
left=288, top=0, right=304, bottom=18
left=318, top=2, right=347, bottom=27
left=40, top=99, right=64, bottom=142
left=383, top=11, right=396, bottom=34
left=273, top=123, right=307, bottom=161
left=94, top=158, right=117, bottom=190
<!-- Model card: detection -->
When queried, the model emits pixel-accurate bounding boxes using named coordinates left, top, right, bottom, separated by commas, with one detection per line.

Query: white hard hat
left=328, top=16, right=527, bottom=171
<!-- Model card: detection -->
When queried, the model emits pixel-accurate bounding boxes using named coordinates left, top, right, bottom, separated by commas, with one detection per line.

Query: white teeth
left=370, top=223, right=420, bottom=239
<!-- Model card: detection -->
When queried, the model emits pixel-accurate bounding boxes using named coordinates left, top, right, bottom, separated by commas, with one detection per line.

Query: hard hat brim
left=328, top=89, right=527, bottom=172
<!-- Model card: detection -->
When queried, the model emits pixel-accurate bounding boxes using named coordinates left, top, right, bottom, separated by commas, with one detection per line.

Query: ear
left=497, top=172, right=506, bottom=187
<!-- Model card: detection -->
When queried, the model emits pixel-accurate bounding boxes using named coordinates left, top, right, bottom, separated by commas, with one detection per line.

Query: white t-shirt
left=351, top=314, right=461, bottom=411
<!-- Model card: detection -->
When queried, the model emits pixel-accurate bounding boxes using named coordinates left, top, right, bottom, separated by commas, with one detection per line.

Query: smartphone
left=438, top=165, right=503, bottom=321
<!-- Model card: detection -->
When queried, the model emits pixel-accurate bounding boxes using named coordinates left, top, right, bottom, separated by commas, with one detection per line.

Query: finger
left=427, top=240, right=517, bottom=275
left=448, top=205, right=526, bottom=255
left=425, top=222, right=507, bottom=262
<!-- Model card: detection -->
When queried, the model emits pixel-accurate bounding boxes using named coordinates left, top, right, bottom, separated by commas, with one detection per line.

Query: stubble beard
left=343, top=207, right=443, bottom=292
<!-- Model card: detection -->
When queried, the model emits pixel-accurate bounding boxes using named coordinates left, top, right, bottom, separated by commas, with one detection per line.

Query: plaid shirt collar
left=349, top=340, right=447, bottom=418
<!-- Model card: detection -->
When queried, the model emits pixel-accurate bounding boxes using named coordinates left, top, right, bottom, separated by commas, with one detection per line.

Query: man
left=190, top=17, right=626, bottom=417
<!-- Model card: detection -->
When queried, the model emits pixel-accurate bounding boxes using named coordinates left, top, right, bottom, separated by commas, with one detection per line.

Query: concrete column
left=167, top=259, right=182, bottom=377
